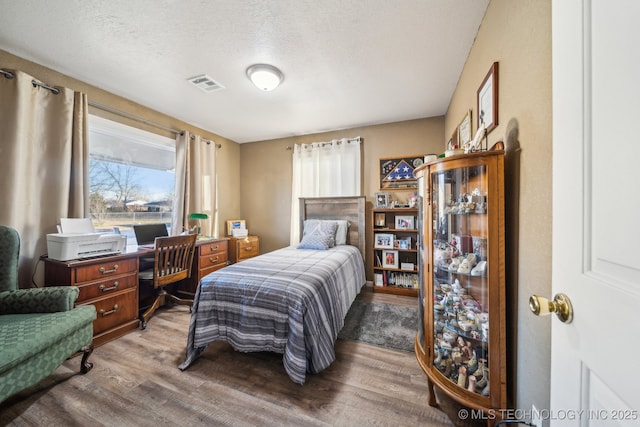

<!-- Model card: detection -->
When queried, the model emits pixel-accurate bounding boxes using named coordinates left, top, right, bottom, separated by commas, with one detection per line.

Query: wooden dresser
left=228, top=235, right=259, bottom=264
left=44, top=253, right=140, bottom=347
left=177, top=237, right=229, bottom=296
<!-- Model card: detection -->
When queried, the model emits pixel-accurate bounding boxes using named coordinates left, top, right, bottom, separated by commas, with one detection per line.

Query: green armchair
left=0, top=225, right=96, bottom=403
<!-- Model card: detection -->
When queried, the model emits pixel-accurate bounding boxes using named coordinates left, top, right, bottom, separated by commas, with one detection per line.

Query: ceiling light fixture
left=246, top=64, right=283, bottom=91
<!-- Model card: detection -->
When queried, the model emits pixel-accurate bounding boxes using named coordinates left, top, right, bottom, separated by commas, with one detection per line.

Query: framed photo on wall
left=477, top=62, right=499, bottom=134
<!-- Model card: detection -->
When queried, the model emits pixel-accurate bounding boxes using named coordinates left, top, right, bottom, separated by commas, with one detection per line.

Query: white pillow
left=333, top=220, right=350, bottom=245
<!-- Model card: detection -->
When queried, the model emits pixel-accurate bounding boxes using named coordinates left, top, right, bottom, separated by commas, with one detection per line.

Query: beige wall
left=445, top=0, right=552, bottom=413
left=0, top=49, right=242, bottom=237
left=239, top=117, right=444, bottom=276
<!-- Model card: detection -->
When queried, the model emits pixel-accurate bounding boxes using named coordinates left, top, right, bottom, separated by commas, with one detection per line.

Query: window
left=88, top=115, right=175, bottom=243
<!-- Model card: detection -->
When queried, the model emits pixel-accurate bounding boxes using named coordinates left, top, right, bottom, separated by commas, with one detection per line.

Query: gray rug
left=338, top=299, right=418, bottom=352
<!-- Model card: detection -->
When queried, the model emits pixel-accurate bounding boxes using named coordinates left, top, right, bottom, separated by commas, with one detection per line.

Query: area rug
left=338, top=300, right=418, bottom=352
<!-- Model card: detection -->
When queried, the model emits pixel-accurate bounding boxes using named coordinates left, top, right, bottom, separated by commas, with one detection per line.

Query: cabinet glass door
left=431, top=164, right=489, bottom=396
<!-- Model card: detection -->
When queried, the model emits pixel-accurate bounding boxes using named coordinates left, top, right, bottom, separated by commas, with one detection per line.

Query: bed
left=178, top=196, right=366, bottom=384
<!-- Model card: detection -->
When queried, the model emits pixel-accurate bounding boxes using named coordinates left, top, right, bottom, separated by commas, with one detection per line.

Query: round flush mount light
left=246, top=64, right=284, bottom=91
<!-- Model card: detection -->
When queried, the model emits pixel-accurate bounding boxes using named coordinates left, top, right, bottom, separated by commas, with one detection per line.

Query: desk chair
left=138, top=234, right=197, bottom=329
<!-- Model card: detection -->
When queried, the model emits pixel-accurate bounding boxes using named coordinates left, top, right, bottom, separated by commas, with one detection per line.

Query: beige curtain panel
left=172, top=131, right=218, bottom=238
left=0, top=69, right=88, bottom=287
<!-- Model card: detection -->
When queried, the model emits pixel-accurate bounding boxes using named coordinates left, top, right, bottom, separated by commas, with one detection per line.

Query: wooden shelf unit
left=372, top=207, right=419, bottom=297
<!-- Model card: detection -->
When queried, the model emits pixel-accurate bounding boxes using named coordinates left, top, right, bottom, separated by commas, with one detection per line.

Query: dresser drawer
left=199, top=240, right=227, bottom=256
left=236, top=237, right=259, bottom=261
left=83, top=288, right=138, bottom=335
left=199, top=251, right=228, bottom=269
left=76, top=272, right=138, bottom=302
left=73, top=258, right=138, bottom=284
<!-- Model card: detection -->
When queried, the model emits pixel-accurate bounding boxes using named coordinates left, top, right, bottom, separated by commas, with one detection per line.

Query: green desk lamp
left=188, top=212, right=209, bottom=235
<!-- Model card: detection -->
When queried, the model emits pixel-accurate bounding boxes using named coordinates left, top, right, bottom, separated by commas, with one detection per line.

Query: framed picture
left=457, top=110, right=472, bottom=148
left=379, top=156, right=424, bottom=190
left=374, top=212, right=387, bottom=227
left=226, top=219, right=246, bottom=236
left=374, top=233, right=395, bottom=249
left=395, top=215, right=414, bottom=230
left=374, top=192, right=390, bottom=208
left=477, top=62, right=499, bottom=134
left=382, top=250, right=399, bottom=269
left=396, top=237, right=411, bottom=250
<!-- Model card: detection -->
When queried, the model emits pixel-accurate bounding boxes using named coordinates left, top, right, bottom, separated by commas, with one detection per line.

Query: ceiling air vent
left=187, top=74, right=225, bottom=93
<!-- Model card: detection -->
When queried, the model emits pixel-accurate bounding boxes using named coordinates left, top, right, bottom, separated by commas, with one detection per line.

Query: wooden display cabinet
left=414, top=148, right=508, bottom=425
left=372, top=207, right=419, bottom=297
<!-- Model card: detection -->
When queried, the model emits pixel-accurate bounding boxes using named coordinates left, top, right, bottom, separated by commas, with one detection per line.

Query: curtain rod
left=89, top=100, right=221, bottom=148
left=1, top=68, right=61, bottom=94
left=89, top=100, right=181, bottom=134
left=285, top=136, right=362, bottom=150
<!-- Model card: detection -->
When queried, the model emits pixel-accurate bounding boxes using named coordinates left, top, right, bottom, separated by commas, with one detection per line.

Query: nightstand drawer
left=237, top=238, right=259, bottom=260
left=76, top=272, right=138, bottom=302
left=82, top=288, right=138, bottom=335
left=228, top=235, right=260, bottom=264
left=73, top=258, right=138, bottom=284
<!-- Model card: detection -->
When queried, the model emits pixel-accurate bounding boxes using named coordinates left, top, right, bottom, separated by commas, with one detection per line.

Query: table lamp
left=188, top=212, right=208, bottom=235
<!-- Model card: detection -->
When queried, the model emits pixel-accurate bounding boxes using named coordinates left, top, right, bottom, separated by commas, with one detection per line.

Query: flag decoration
left=379, top=156, right=423, bottom=189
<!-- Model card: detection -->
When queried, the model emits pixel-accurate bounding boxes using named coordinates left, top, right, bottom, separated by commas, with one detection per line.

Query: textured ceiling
left=0, top=0, right=489, bottom=143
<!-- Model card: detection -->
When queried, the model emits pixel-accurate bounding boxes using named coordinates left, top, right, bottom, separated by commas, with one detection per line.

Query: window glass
left=88, top=115, right=175, bottom=243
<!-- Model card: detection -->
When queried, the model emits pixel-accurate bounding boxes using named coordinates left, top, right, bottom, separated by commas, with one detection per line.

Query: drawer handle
left=244, top=247, right=254, bottom=251
left=99, top=304, right=119, bottom=317
left=99, top=281, right=119, bottom=292
left=209, top=256, right=219, bottom=263
left=99, top=264, right=119, bottom=275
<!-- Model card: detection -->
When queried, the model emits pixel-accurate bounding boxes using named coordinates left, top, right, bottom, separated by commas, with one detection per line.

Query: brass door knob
left=529, top=293, right=573, bottom=323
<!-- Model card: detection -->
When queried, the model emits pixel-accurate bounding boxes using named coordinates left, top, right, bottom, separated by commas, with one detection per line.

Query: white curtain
left=289, top=137, right=361, bottom=244
left=0, top=69, right=89, bottom=286
left=172, top=131, right=218, bottom=237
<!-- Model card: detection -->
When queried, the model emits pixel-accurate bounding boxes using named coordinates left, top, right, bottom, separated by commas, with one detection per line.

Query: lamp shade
left=246, top=64, right=283, bottom=91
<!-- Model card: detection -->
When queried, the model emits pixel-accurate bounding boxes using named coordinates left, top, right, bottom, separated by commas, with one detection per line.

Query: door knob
left=529, top=293, right=573, bottom=323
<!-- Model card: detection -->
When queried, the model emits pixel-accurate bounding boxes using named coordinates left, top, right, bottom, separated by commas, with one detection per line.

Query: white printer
left=46, top=218, right=126, bottom=261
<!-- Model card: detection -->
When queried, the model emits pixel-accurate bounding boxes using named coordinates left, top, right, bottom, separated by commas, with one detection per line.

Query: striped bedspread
left=178, top=244, right=366, bottom=384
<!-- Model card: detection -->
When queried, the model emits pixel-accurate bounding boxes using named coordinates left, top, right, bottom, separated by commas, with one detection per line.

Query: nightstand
left=228, top=235, right=259, bottom=264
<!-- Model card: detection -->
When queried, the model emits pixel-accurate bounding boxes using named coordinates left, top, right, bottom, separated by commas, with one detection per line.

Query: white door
left=551, top=0, right=640, bottom=425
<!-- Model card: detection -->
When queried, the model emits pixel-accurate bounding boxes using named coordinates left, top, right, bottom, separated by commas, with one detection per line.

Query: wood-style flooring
left=1, top=287, right=454, bottom=426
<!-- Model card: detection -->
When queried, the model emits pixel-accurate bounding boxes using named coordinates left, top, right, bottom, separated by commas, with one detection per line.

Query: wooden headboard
left=299, top=196, right=366, bottom=262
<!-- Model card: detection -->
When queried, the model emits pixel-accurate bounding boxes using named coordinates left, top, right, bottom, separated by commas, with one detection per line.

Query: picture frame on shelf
left=382, top=250, right=399, bottom=269
left=374, top=192, right=390, bottom=208
left=226, top=219, right=246, bottom=236
left=396, top=237, right=411, bottom=250
left=395, top=215, right=414, bottom=230
left=374, top=233, right=395, bottom=249
left=374, top=212, right=387, bottom=228
left=379, top=156, right=423, bottom=190
left=477, top=62, right=499, bottom=134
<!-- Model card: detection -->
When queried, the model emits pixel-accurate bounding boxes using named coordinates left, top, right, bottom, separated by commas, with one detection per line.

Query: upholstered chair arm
left=0, top=286, right=79, bottom=314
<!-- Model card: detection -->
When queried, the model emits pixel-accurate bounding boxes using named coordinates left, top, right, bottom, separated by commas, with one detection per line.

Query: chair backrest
left=151, top=234, right=197, bottom=288
left=0, top=225, right=20, bottom=292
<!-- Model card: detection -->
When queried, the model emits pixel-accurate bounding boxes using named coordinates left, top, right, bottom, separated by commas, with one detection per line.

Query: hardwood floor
left=1, top=287, right=454, bottom=426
